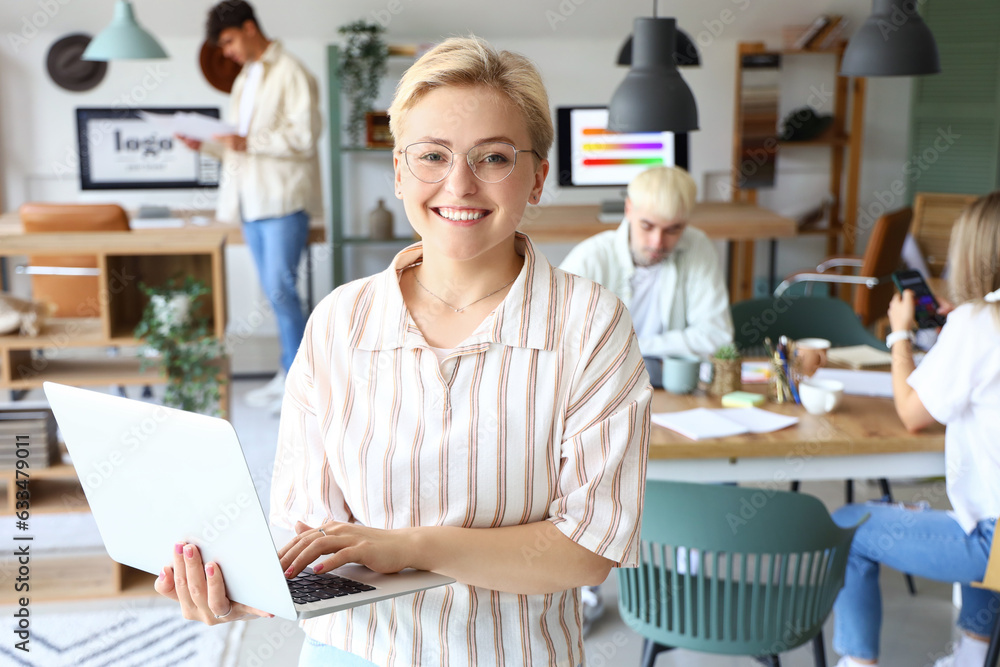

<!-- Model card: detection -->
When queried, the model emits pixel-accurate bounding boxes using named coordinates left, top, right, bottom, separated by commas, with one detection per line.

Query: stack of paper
left=812, top=367, right=893, bottom=397
left=652, top=407, right=799, bottom=441
left=827, top=344, right=893, bottom=369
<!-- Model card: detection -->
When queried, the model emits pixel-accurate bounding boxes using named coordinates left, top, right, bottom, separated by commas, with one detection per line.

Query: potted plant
left=338, top=19, right=388, bottom=146
left=134, top=276, right=225, bottom=415
left=709, top=343, right=742, bottom=396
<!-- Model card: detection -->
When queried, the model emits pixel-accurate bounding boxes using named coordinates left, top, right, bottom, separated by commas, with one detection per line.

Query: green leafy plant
left=713, top=343, right=742, bottom=361
left=134, top=276, right=225, bottom=415
left=338, top=19, right=388, bottom=146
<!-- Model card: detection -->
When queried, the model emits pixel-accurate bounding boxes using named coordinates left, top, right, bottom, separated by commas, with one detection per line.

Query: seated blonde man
left=560, top=165, right=733, bottom=388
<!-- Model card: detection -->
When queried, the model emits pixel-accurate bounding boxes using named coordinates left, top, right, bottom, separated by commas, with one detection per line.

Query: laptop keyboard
left=288, top=571, right=376, bottom=605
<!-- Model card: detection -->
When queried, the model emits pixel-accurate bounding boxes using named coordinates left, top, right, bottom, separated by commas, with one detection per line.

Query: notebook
left=42, top=382, right=455, bottom=621
left=826, top=344, right=893, bottom=369
left=652, top=407, right=799, bottom=441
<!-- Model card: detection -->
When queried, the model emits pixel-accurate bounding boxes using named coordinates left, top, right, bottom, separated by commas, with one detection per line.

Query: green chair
left=618, top=481, right=865, bottom=667
left=731, top=295, right=886, bottom=356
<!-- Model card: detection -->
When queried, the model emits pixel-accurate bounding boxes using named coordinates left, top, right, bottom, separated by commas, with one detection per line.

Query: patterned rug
left=2, top=601, right=245, bottom=667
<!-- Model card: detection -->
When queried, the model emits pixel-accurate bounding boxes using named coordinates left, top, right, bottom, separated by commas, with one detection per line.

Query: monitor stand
left=598, top=198, right=626, bottom=223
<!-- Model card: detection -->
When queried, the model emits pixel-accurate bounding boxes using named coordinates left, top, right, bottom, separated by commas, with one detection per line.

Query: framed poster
left=76, top=107, right=222, bottom=190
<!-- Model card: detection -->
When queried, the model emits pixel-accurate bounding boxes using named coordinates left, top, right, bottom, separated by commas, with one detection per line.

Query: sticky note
left=721, top=391, right=766, bottom=408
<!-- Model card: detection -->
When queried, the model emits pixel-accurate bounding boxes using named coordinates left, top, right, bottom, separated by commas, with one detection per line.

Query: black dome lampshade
left=609, top=17, right=699, bottom=133
left=841, top=0, right=940, bottom=76
left=616, top=27, right=700, bottom=67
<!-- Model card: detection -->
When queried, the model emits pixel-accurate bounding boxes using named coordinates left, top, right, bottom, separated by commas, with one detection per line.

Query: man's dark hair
left=206, top=1, right=261, bottom=44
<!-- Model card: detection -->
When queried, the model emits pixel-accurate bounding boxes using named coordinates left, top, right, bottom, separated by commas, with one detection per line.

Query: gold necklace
left=406, top=263, right=517, bottom=313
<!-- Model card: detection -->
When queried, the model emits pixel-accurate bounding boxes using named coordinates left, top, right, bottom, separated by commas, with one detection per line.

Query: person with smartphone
left=830, top=192, right=1000, bottom=667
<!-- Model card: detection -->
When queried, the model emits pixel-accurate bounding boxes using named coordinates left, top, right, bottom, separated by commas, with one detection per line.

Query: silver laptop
left=43, top=382, right=455, bottom=620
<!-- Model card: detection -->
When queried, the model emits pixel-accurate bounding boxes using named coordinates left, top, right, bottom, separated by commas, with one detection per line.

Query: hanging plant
left=134, top=276, right=226, bottom=415
left=338, top=19, right=388, bottom=146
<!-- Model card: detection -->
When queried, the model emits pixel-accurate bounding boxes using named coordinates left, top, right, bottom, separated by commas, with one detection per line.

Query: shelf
left=341, top=146, right=393, bottom=152
left=0, top=319, right=125, bottom=350
left=0, top=461, right=75, bottom=481
left=4, top=357, right=164, bottom=389
left=0, top=475, right=89, bottom=514
left=341, top=236, right=416, bottom=245
left=779, top=46, right=846, bottom=56
left=779, top=128, right=849, bottom=147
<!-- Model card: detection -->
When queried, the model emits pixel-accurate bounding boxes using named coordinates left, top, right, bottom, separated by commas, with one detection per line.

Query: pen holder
left=767, top=356, right=792, bottom=404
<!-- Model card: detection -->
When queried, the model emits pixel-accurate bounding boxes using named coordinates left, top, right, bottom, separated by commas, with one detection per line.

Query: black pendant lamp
left=840, top=0, right=940, bottom=77
left=609, top=17, right=699, bottom=133
left=616, top=27, right=700, bottom=67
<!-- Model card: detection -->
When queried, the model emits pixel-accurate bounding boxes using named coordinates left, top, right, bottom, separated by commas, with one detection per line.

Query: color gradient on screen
left=582, top=158, right=664, bottom=166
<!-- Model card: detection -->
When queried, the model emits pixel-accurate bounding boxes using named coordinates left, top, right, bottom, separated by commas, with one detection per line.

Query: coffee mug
left=662, top=355, right=702, bottom=394
left=794, top=337, right=831, bottom=378
left=798, top=377, right=844, bottom=415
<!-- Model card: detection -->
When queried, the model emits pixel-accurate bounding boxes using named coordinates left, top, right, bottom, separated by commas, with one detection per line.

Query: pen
left=779, top=336, right=801, bottom=404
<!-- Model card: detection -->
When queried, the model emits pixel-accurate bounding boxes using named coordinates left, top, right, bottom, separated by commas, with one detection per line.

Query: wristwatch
left=885, top=330, right=915, bottom=348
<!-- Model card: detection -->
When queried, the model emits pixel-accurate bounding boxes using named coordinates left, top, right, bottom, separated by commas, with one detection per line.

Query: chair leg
left=791, top=481, right=801, bottom=493
left=985, top=613, right=1000, bottom=667
left=878, top=478, right=918, bottom=596
left=753, top=656, right=781, bottom=667
left=641, top=639, right=672, bottom=667
left=845, top=480, right=854, bottom=504
left=812, top=629, right=827, bottom=667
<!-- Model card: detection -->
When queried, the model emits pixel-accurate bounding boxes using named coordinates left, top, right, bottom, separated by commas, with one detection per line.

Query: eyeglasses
left=399, top=141, right=541, bottom=184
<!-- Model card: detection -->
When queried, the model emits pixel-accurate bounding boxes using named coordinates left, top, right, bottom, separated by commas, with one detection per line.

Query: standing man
left=560, top=165, right=733, bottom=634
left=179, top=1, right=321, bottom=413
left=561, top=165, right=733, bottom=388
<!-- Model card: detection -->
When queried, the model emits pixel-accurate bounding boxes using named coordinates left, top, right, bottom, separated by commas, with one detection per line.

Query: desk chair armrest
left=774, top=272, right=880, bottom=297
left=14, top=265, right=101, bottom=276
left=816, top=255, right=864, bottom=273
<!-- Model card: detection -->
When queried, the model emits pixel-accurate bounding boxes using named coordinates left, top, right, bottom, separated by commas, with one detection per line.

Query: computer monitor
left=76, top=107, right=222, bottom=191
left=555, top=106, right=689, bottom=188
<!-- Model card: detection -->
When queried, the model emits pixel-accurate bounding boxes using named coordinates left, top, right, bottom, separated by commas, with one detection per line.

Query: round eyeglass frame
left=398, top=141, right=542, bottom=184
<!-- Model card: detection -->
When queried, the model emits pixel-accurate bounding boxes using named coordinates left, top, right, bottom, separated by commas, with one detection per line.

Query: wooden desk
left=646, top=389, right=945, bottom=483
left=519, top=203, right=796, bottom=301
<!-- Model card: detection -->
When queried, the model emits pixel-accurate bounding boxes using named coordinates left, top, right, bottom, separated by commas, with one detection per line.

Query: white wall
left=0, top=1, right=916, bottom=370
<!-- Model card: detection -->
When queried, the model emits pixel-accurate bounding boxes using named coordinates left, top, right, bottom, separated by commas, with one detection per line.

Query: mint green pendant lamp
left=82, top=0, right=168, bottom=61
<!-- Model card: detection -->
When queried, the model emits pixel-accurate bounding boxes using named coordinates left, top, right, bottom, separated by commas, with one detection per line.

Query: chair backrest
left=911, top=192, right=979, bottom=278
left=731, top=295, right=887, bottom=354
left=20, top=203, right=130, bottom=318
left=854, top=206, right=912, bottom=326
left=617, top=480, right=862, bottom=657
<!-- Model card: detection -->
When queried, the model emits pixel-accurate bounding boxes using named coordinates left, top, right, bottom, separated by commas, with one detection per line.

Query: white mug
left=798, top=378, right=844, bottom=415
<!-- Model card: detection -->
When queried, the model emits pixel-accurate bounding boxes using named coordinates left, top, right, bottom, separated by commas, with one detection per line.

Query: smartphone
left=891, top=269, right=946, bottom=329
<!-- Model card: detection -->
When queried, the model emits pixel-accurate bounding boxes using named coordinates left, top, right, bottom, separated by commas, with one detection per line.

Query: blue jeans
left=242, top=210, right=309, bottom=372
left=831, top=503, right=998, bottom=660
left=299, top=637, right=376, bottom=666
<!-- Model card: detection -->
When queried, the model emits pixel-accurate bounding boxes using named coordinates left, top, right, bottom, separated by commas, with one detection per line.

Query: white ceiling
left=0, top=0, right=872, bottom=43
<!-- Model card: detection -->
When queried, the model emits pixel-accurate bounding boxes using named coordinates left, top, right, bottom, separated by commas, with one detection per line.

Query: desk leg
left=727, top=240, right=757, bottom=302
left=303, top=246, right=315, bottom=312
left=768, top=239, right=778, bottom=293
left=0, top=257, right=7, bottom=292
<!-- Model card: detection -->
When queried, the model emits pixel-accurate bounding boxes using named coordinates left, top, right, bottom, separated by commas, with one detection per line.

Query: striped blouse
left=270, top=234, right=651, bottom=666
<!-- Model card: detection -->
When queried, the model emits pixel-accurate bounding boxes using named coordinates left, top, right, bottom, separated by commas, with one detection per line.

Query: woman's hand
left=888, top=290, right=917, bottom=333
left=175, top=133, right=202, bottom=151
left=154, top=542, right=273, bottom=625
left=278, top=521, right=416, bottom=578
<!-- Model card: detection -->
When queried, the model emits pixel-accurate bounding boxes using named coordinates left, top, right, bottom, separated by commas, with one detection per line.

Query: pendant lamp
left=608, top=17, right=699, bottom=132
left=616, top=27, right=700, bottom=67
left=82, top=0, right=168, bottom=61
left=840, top=0, right=939, bottom=76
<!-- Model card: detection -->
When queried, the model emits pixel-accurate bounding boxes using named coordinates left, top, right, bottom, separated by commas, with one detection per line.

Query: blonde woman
left=832, top=191, right=1000, bottom=667
left=156, top=37, right=651, bottom=666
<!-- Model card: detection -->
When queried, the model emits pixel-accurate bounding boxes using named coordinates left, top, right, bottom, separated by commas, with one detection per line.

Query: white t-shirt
left=629, top=263, right=664, bottom=343
left=908, top=303, right=1000, bottom=533
left=238, top=61, right=264, bottom=136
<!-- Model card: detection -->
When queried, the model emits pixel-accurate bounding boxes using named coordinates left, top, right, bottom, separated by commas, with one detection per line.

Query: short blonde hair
left=627, top=166, right=697, bottom=220
left=947, top=191, right=1000, bottom=321
left=387, top=36, right=553, bottom=158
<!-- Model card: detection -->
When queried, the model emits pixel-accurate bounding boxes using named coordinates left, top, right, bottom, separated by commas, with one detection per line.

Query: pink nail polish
left=314, top=564, right=324, bottom=573
left=158, top=570, right=165, bottom=580
left=175, top=543, right=184, bottom=555
left=206, top=563, right=215, bottom=577
left=184, top=545, right=193, bottom=559
left=285, top=567, right=294, bottom=577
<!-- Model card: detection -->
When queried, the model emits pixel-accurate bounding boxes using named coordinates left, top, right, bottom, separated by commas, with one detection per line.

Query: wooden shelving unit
left=0, top=229, right=230, bottom=602
left=731, top=41, right=867, bottom=297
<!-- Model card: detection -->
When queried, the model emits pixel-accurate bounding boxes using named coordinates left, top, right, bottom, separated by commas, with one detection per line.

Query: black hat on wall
left=46, top=33, right=108, bottom=92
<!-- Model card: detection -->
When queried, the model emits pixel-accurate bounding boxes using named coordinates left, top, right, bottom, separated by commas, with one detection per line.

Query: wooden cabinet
left=0, top=229, right=229, bottom=601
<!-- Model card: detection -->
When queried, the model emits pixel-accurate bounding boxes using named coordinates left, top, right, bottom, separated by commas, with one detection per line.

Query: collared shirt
left=560, top=219, right=734, bottom=359
left=270, top=234, right=651, bottom=667
left=204, top=41, right=322, bottom=223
